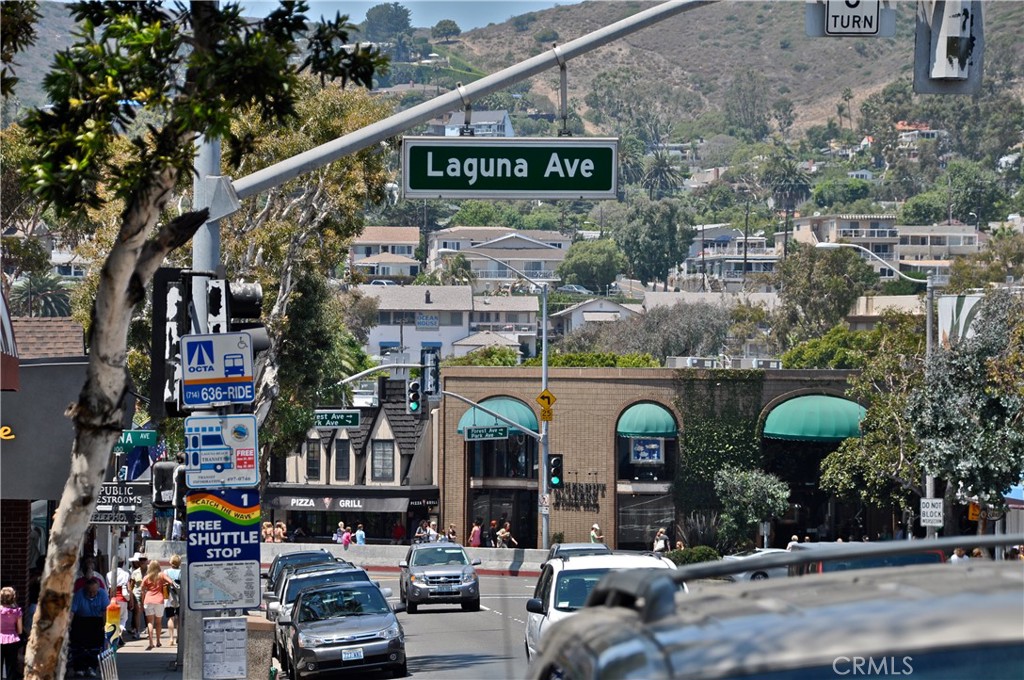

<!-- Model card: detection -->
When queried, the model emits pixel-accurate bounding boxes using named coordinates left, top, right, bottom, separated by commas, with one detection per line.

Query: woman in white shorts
left=140, top=561, right=174, bottom=650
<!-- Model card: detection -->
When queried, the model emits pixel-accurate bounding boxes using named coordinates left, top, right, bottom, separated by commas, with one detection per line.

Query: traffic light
left=420, top=348, right=440, bottom=396
left=151, top=460, right=178, bottom=509
left=406, top=379, right=422, bottom=415
left=548, top=454, right=564, bottom=489
left=208, top=279, right=270, bottom=352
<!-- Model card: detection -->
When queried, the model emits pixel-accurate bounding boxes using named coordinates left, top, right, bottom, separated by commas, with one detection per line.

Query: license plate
left=342, top=648, right=364, bottom=661
left=434, top=585, right=456, bottom=593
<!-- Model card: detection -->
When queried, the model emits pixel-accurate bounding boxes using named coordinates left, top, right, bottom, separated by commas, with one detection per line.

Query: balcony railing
left=469, top=322, right=538, bottom=334
left=474, top=269, right=558, bottom=281
left=838, top=229, right=899, bottom=240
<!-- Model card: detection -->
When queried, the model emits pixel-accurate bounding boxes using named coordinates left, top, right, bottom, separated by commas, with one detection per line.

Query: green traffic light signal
left=549, top=454, right=564, bottom=489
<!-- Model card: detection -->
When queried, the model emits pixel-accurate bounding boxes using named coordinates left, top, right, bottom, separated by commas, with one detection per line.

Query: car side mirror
left=268, top=602, right=281, bottom=614
left=392, top=602, right=406, bottom=613
left=399, top=560, right=409, bottom=569
left=264, top=593, right=279, bottom=604
left=526, top=598, right=545, bottom=615
left=471, top=558, right=482, bottom=566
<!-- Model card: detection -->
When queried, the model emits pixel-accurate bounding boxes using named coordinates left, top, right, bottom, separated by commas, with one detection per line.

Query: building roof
left=10, top=317, right=86, bottom=359
left=643, top=291, right=779, bottom=312
left=551, top=298, right=637, bottom=318
left=453, top=331, right=521, bottom=348
left=353, top=253, right=420, bottom=266
left=431, top=226, right=566, bottom=243
left=472, top=296, right=539, bottom=313
left=352, top=226, right=420, bottom=245
left=358, top=285, right=473, bottom=311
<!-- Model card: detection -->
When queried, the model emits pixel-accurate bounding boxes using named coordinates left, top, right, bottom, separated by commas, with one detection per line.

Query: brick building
left=437, top=366, right=860, bottom=550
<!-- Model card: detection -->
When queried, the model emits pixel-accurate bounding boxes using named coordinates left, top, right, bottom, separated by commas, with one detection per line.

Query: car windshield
left=411, top=546, right=469, bottom=567
left=553, top=569, right=613, bottom=612
left=297, top=586, right=391, bottom=623
left=285, top=570, right=369, bottom=603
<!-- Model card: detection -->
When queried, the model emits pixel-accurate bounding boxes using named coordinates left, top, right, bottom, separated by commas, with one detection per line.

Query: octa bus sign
left=403, top=136, right=618, bottom=199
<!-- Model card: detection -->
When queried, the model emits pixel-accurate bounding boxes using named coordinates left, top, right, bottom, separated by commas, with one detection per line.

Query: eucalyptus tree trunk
left=23, top=173, right=207, bottom=679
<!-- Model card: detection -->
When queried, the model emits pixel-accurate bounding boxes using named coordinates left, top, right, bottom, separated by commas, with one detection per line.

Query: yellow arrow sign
left=536, top=389, right=556, bottom=408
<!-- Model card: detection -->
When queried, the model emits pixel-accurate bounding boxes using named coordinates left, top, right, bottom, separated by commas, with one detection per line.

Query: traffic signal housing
left=548, top=454, right=564, bottom=490
left=406, top=379, right=422, bottom=415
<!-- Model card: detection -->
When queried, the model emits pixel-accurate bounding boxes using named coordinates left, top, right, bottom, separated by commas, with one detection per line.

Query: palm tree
left=9, top=272, right=72, bottom=317
left=618, top=133, right=646, bottom=188
left=761, top=155, right=811, bottom=257
left=642, top=149, right=683, bottom=199
left=434, top=253, right=477, bottom=286
left=842, top=87, right=854, bottom=130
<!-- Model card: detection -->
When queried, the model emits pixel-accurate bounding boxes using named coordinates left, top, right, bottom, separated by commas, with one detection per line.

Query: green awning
left=457, top=397, right=538, bottom=435
left=616, top=403, right=678, bottom=438
left=763, top=395, right=866, bottom=442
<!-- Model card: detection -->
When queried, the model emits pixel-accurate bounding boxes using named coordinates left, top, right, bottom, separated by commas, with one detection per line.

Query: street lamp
left=438, top=248, right=552, bottom=549
left=815, top=242, right=938, bottom=538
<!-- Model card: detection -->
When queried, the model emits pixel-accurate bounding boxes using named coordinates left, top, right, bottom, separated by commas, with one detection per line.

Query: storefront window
left=616, top=436, right=677, bottom=481
left=467, top=434, right=536, bottom=479
left=371, top=440, right=395, bottom=482
left=616, top=494, right=675, bottom=551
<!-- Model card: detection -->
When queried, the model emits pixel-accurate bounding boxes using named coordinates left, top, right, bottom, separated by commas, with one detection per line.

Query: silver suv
left=527, top=536, right=1023, bottom=680
left=398, top=543, right=481, bottom=613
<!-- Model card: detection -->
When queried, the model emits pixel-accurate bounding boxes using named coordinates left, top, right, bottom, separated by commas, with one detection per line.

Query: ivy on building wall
left=672, top=370, right=766, bottom=513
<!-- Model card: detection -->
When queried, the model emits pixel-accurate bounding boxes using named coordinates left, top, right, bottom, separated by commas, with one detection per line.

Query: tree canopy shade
left=362, top=2, right=412, bottom=42
left=10, top=3, right=386, bottom=677
left=432, top=19, right=461, bottom=43
left=714, top=466, right=790, bottom=546
left=556, top=239, right=627, bottom=292
left=908, top=290, right=1024, bottom=507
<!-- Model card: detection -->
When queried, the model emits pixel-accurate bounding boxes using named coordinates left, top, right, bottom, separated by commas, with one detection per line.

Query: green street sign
left=112, top=429, right=157, bottom=453
left=402, top=136, right=618, bottom=199
left=314, top=410, right=361, bottom=429
left=465, top=426, right=509, bottom=441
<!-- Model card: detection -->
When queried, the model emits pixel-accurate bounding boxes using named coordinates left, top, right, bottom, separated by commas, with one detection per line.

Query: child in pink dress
left=0, top=586, right=24, bottom=680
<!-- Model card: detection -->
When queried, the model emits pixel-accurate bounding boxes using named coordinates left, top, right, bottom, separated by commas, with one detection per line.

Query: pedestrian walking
left=355, top=524, right=366, bottom=545
left=426, top=521, right=440, bottom=543
left=69, top=578, right=108, bottom=677
left=341, top=527, right=352, bottom=550
left=590, top=523, right=604, bottom=543
left=141, top=560, right=175, bottom=649
left=446, top=523, right=458, bottom=543
left=262, top=521, right=274, bottom=542
left=950, top=547, right=970, bottom=563
left=488, top=520, right=499, bottom=548
left=468, top=519, right=482, bottom=548
left=273, top=521, right=287, bottom=543
left=413, top=520, right=429, bottom=544
left=652, top=528, right=669, bottom=553
left=164, top=555, right=182, bottom=646
left=1, top=587, right=23, bottom=680
left=497, top=522, right=518, bottom=548
left=129, top=553, right=147, bottom=638
left=333, top=521, right=346, bottom=544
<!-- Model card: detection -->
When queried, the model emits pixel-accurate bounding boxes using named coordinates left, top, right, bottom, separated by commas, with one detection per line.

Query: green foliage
left=431, top=19, right=461, bottom=43
left=533, top=27, right=559, bottom=43
left=781, top=325, right=871, bottom=369
left=897, top=191, right=947, bottom=225
left=0, top=0, right=39, bottom=97
left=770, top=243, right=877, bottom=351
left=442, top=345, right=521, bottom=367
left=8, top=272, right=71, bottom=317
left=511, top=14, right=537, bottom=32
left=614, top=195, right=687, bottom=287
left=556, top=239, right=626, bottom=291
left=523, top=352, right=659, bottom=368
left=714, top=465, right=790, bottom=545
left=449, top=200, right=525, bottom=228
left=724, top=69, right=770, bottom=141
left=665, top=545, right=720, bottom=566
left=361, top=2, right=411, bottom=42
left=21, top=1, right=386, bottom=219
left=1, top=234, right=51, bottom=281
left=947, top=232, right=1024, bottom=293
left=909, top=290, right=1024, bottom=506
left=812, top=177, right=871, bottom=208
left=674, top=372, right=765, bottom=513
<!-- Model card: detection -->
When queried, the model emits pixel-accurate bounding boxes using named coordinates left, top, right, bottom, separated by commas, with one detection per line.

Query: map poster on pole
left=186, top=489, right=261, bottom=610
left=203, top=616, right=248, bottom=679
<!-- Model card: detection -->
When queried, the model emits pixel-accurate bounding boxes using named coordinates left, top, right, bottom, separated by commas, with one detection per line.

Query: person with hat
left=590, top=523, right=604, bottom=543
left=129, top=553, right=148, bottom=639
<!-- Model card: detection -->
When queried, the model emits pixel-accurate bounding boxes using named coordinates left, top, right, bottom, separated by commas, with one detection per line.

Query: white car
left=722, top=547, right=790, bottom=581
left=524, top=552, right=678, bottom=661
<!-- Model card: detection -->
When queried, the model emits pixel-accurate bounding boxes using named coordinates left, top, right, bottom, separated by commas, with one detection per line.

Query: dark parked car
left=265, top=550, right=336, bottom=592
left=556, top=284, right=593, bottom=295
left=278, top=581, right=407, bottom=678
left=398, top=543, right=481, bottom=613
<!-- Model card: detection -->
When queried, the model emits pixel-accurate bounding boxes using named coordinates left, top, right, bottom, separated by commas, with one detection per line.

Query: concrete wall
left=145, top=541, right=547, bottom=577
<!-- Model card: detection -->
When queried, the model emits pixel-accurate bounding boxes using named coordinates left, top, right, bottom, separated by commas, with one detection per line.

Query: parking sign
left=180, top=333, right=255, bottom=407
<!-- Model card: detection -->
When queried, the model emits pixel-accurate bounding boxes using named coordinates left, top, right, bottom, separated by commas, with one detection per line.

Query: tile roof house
left=550, top=298, right=642, bottom=336
left=348, top=226, right=421, bottom=280
left=10, top=317, right=85, bottom=358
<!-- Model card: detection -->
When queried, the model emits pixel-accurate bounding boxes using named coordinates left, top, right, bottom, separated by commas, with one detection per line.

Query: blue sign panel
left=186, top=488, right=261, bottom=610
left=180, top=332, right=256, bottom=407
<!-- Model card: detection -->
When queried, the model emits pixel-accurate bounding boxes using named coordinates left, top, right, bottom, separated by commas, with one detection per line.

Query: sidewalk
left=108, top=634, right=181, bottom=680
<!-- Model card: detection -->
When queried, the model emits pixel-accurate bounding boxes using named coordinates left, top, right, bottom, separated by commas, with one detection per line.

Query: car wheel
left=751, top=572, right=769, bottom=581
left=406, top=601, right=418, bottom=614
left=461, top=598, right=480, bottom=612
left=391, top=660, right=408, bottom=678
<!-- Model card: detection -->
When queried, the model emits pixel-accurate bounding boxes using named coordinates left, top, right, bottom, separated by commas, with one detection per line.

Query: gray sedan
left=278, top=582, right=407, bottom=679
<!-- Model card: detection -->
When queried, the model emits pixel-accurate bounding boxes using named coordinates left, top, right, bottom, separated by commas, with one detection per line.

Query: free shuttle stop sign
left=180, top=332, right=255, bottom=407
left=186, top=489, right=261, bottom=610
left=403, top=136, right=618, bottom=200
